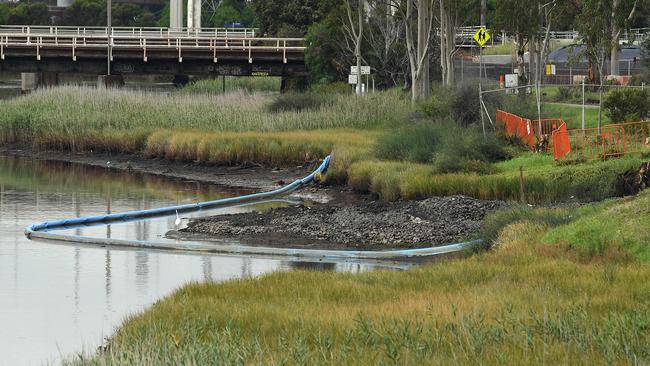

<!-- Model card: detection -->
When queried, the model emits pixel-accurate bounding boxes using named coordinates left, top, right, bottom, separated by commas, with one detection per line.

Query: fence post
left=519, top=166, right=526, bottom=203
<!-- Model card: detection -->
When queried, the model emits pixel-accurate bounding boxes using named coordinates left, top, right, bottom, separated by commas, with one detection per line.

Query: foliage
left=422, top=81, right=504, bottom=126
left=603, top=88, right=650, bottom=122
left=1, top=2, right=50, bottom=25
left=203, top=0, right=256, bottom=28
left=250, top=0, right=330, bottom=36
left=61, top=0, right=156, bottom=27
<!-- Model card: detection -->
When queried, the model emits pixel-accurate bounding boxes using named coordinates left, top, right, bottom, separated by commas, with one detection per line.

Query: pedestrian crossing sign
left=474, top=27, right=490, bottom=47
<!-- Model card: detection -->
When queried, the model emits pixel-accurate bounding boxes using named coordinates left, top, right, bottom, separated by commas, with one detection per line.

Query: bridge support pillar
left=172, top=74, right=190, bottom=87
left=21, top=72, right=60, bottom=93
left=280, top=76, right=309, bottom=93
left=97, top=75, right=125, bottom=88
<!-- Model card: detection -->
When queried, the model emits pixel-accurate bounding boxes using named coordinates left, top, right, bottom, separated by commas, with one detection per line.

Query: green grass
left=544, top=190, right=650, bottom=262
left=347, top=155, right=644, bottom=203
left=542, top=103, right=610, bottom=129
left=67, top=215, right=650, bottom=365
left=182, top=76, right=282, bottom=94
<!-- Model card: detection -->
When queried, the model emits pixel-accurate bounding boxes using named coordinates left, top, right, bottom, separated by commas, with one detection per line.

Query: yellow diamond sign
left=473, top=27, right=490, bottom=47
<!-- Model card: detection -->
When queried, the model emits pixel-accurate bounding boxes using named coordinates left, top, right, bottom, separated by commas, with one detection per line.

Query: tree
left=343, top=0, right=364, bottom=95
left=365, top=1, right=409, bottom=87
left=493, top=0, right=540, bottom=84
left=251, top=0, right=326, bottom=36
left=6, top=3, right=51, bottom=25
left=609, top=0, right=639, bottom=76
left=391, top=0, right=435, bottom=102
left=438, top=0, right=477, bottom=86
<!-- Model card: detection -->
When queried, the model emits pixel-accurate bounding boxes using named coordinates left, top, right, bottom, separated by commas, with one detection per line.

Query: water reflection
left=0, top=155, right=383, bottom=366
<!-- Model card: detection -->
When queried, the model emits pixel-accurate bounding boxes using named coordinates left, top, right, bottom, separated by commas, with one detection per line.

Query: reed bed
left=66, top=222, right=650, bottom=365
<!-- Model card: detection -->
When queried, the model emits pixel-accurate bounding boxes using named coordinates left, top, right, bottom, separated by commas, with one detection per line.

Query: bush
left=267, top=93, right=332, bottom=113
left=374, top=121, right=510, bottom=173
left=603, top=88, right=650, bottom=122
left=554, top=86, right=579, bottom=102
left=374, top=121, right=447, bottom=163
left=422, top=80, right=504, bottom=126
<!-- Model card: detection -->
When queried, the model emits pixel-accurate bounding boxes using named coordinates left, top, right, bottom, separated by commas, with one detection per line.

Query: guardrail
left=0, top=25, right=259, bottom=38
left=0, top=26, right=304, bottom=63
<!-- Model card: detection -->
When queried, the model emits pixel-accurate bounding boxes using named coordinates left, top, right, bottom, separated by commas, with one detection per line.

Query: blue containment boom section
left=24, top=154, right=478, bottom=261
left=25, top=156, right=331, bottom=236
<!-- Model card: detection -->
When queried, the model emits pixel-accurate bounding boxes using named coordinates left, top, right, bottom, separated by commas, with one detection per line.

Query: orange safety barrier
left=552, top=122, right=570, bottom=160
left=496, top=110, right=562, bottom=151
left=497, top=109, right=650, bottom=161
left=553, top=121, right=650, bottom=161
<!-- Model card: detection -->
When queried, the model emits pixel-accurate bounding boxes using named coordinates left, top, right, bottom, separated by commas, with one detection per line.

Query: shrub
left=603, top=88, right=650, bottom=122
left=423, top=80, right=504, bottom=126
left=267, top=93, right=332, bottom=113
left=374, top=121, right=510, bottom=174
left=373, top=121, right=447, bottom=163
left=554, top=86, right=579, bottom=102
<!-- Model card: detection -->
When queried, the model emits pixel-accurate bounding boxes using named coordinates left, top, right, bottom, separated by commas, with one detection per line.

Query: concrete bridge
left=0, top=25, right=306, bottom=88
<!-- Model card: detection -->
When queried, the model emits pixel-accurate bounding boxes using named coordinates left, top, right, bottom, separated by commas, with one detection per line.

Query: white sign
left=348, top=74, right=358, bottom=85
left=505, top=74, right=518, bottom=88
left=350, top=66, right=371, bottom=75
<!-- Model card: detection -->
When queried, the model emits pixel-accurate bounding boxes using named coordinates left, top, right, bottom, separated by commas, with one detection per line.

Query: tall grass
left=182, top=77, right=282, bottom=94
left=348, top=156, right=644, bottom=203
left=0, top=87, right=410, bottom=153
left=66, top=223, right=650, bottom=365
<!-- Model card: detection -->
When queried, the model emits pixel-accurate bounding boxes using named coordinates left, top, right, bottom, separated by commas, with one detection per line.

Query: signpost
left=349, top=65, right=371, bottom=94
left=350, top=65, right=370, bottom=75
left=474, top=27, right=490, bottom=137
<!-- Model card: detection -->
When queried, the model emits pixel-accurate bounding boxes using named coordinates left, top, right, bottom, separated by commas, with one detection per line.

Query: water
left=0, top=155, right=375, bottom=365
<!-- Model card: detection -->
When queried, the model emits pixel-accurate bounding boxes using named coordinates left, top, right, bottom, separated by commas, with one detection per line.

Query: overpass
left=0, top=25, right=306, bottom=85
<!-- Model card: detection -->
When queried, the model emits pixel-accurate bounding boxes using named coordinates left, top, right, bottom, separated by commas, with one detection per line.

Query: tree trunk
left=444, top=10, right=455, bottom=85
left=480, top=0, right=486, bottom=26
left=610, top=0, right=621, bottom=76
left=530, top=35, right=537, bottom=86
left=416, top=0, right=431, bottom=99
left=515, top=32, right=526, bottom=84
left=439, top=0, right=447, bottom=85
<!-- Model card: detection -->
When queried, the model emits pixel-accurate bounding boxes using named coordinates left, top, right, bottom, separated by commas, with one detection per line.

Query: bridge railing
left=0, top=25, right=260, bottom=38
left=0, top=26, right=304, bottom=63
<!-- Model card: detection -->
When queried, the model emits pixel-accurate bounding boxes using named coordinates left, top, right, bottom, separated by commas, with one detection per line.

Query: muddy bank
left=172, top=196, right=505, bottom=250
left=0, top=147, right=319, bottom=191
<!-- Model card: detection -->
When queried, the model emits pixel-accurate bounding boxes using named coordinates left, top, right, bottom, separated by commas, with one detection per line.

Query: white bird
left=175, top=210, right=182, bottom=226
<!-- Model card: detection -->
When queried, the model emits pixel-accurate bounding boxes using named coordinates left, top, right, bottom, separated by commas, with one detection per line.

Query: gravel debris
left=180, top=196, right=505, bottom=249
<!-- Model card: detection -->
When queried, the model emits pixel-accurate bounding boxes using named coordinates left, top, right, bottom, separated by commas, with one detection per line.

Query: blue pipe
left=24, top=154, right=477, bottom=261
left=25, top=155, right=331, bottom=236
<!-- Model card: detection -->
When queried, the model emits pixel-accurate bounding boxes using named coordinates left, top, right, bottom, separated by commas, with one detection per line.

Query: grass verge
left=67, top=204, right=650, bottom=364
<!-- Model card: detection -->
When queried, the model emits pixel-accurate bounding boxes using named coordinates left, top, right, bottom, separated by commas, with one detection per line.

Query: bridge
left=0, top=25, right=306, bottom=86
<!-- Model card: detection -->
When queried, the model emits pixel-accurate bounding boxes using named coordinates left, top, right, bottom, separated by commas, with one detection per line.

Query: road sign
left=348, top=74, right=358, bottom=84
left=350, top=65, right=371, bottom=75
left=473, top=27, right=490, bottom=47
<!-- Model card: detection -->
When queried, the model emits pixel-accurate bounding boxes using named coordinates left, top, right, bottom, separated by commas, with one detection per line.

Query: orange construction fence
left=496, top=109, right=650, bottom=161
left=496, top=110, right=562, bottom=150
left=552, top=121, right=650, bottom=161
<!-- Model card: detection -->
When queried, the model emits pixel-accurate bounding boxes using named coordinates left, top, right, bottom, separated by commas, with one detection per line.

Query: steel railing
left=0, top=26, right=304, bottom=63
